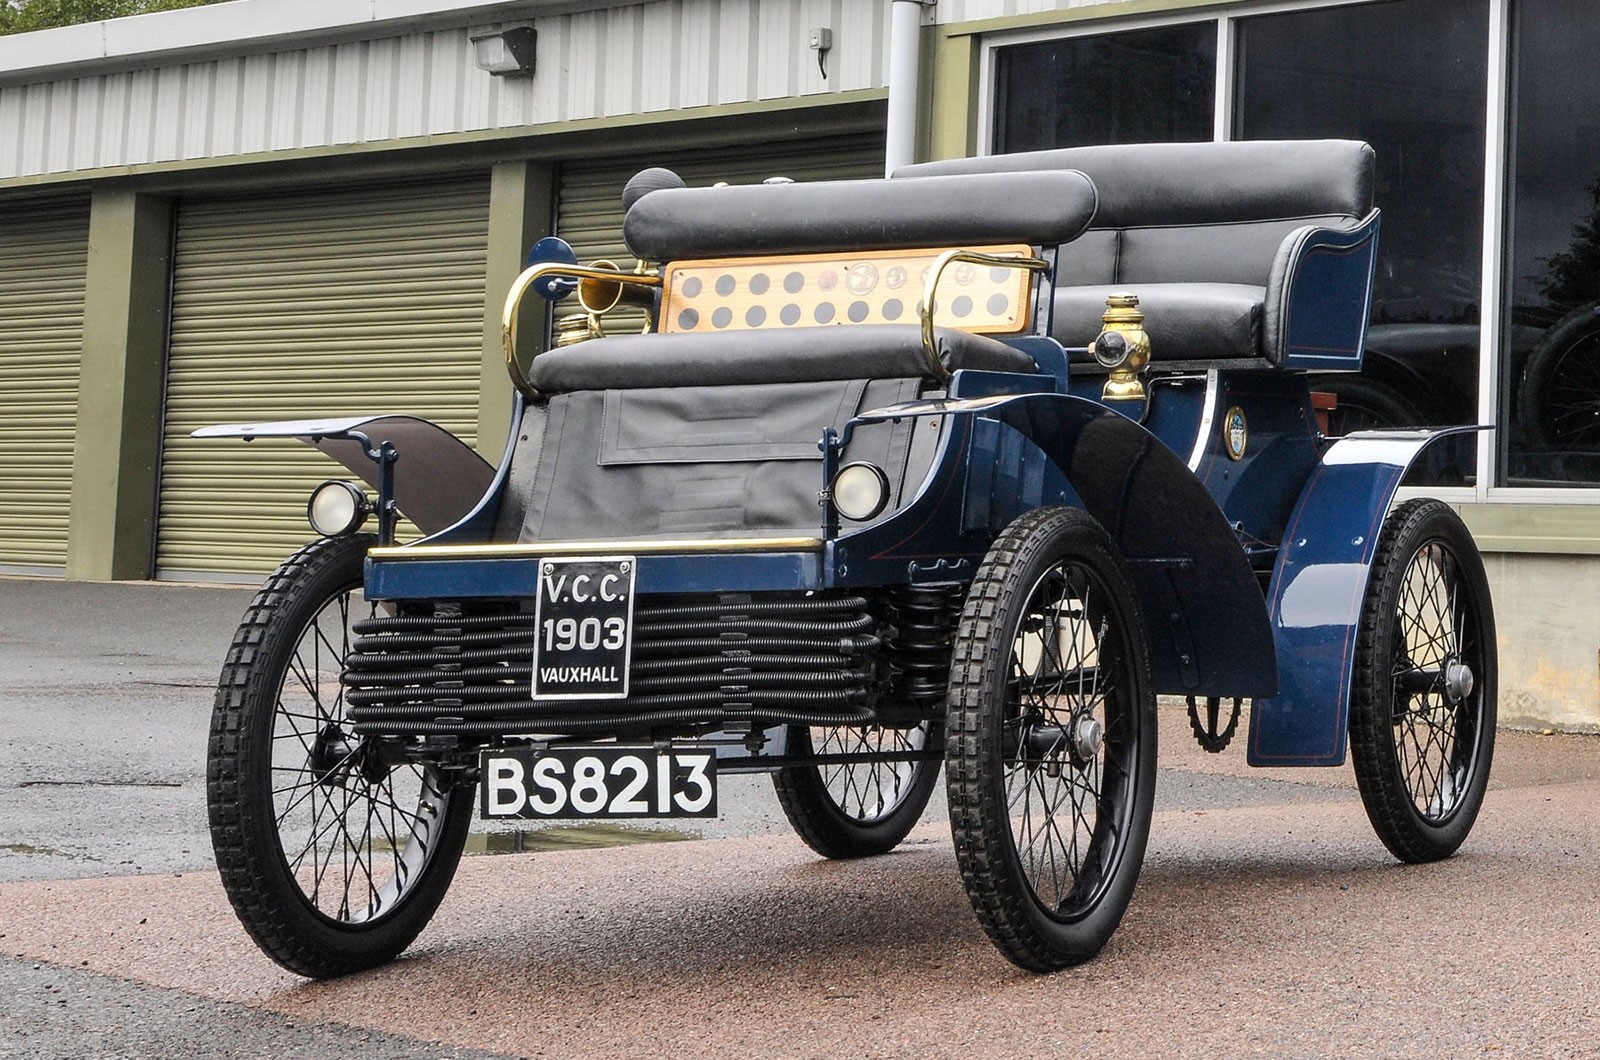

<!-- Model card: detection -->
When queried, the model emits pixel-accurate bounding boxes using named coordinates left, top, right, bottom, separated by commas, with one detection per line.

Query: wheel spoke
left=995, top=553, right=1133, bottom=921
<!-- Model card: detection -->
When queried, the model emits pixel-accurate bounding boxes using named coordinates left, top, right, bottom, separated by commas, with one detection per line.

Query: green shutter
left=157, top=178, right=491, bottom=577
left=0, top=198, right=90, bottom=573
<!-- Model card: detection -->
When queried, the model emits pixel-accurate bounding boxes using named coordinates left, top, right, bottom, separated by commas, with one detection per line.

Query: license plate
left=531, top=556, right=636, bottom=700
left=479, top=746, right=717, bottom=820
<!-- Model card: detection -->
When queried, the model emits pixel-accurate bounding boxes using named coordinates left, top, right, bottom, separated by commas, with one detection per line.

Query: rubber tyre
left=207, top=535, right=473, bottom=978
left=773, top=722, right=942, bottom=858
left=1313, top=374, right=1429, bottom=434
left=1349, top=500, right=1497, bottom=863
left=946, top=507, right=1157, bottom=972
left=1520, top=303, right=1600, bottom=447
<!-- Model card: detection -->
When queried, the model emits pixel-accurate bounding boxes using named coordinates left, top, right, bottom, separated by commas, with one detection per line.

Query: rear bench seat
left=896, top=140, right=1379, bottom=369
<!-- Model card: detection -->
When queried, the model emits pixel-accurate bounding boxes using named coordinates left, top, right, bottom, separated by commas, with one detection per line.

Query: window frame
left=975, top=0, right=1567, bottom=507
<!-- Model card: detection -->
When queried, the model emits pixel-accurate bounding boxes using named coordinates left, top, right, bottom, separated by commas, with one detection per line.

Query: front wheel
left=207, top=535, right=473, bottom=978
left=1349, top=500, right=1497, bottom=863
left=946, top=507, right=1157, bottom=972
left=773, top=722, right=942, bottom=858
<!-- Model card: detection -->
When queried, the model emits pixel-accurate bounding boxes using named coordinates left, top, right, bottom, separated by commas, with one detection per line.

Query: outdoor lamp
left=471, top=26, right=537, bottom=76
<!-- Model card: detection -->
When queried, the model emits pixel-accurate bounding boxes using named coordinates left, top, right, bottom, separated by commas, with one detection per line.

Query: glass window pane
left=1236, top=0, right=1489, bottom=454
left=1501, top=0, right=1600, bottom=486
left=992, top=24, right=1215, bottom=153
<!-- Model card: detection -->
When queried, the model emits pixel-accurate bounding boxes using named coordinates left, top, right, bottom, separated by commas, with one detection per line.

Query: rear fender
left=836, top=391, right=1277, bottom=698
left=1248, top=427, right=1483, bottom=766
left=191, top=414, right=496, bottom=536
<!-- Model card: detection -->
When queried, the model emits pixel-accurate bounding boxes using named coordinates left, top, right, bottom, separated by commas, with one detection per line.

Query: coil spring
left=887, top=585, right=965, bottom=701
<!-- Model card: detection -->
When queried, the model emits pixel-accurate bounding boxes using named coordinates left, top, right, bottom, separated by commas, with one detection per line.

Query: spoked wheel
left=207, top=534, right=473, bottom=978
left=1522, top=303, right=1600, bottom=447
left=946, top=507, right=1157, bottom=972
left=773, top=722, right=943, bottom=858
left=1349, top=500, right=1497, bottom=863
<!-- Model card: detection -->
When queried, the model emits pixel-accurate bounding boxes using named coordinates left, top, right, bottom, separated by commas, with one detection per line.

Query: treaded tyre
left=946, top=507, right=1157, bottom=972
left=1349, top=499, right=1497, bottom=863
left=773, top=722, right=942, bottom=858
left=207, top=534, right=473, bottom=978
left=1520, top=303, right=1600, bottom=447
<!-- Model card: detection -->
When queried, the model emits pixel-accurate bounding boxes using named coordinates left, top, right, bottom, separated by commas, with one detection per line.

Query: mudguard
left=192, top=415, right=495, bottom=536
left=1248, top=427, right=1482, bottom=766
left=836, top=390, right=1278, bottom=698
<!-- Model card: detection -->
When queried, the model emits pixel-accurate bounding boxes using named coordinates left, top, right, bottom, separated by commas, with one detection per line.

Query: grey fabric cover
left=622, top=170, right=1098, bottom=261
left=515, top=378, right=919, bottom=541
left=898, top=141, right=1376, bottom=363
left=529, top=324, right=1038, bottom=394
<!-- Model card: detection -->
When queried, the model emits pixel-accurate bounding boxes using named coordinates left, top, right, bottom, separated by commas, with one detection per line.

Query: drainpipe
left=885, top=0, right=933, bottom=176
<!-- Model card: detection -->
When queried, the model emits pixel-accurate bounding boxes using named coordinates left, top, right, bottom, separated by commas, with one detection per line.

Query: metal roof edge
left=0, top=0, right=638, bottom=84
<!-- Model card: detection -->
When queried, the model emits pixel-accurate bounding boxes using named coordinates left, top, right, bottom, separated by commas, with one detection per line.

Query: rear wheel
left=1314, top=374, right=1426, bottom=434
left=1522, top=304, right=1600, bottom=447
left=773, top=722, right=942, bottom=858
left=207, top=535, right=473, bottom=978
left=946, top=507, right=1157, bottom=972
left=1349, top=500, right=1497, bottom=862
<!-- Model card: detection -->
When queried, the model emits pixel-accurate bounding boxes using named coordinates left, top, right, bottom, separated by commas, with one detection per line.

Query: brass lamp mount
left=1091, top=291, right=1151, bottom=402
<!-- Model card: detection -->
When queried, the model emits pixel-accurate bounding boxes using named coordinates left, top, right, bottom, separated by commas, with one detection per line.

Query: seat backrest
left=621, top=169, right=1098, bottom=261
left=895, top=140, right=1374, bottom=288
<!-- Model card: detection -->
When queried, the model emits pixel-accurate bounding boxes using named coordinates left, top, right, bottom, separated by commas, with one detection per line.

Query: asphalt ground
left=3, top=575, right=1599, bottom=1058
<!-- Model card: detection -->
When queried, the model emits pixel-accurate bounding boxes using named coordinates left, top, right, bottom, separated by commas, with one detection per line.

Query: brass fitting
left=1091, top=292, right=1152, bottom=402
left=554, top=311, right=597, bottom=347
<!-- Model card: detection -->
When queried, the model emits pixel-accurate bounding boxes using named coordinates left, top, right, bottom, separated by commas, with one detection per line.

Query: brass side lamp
left=1091, top=292, right=1151, bottom=402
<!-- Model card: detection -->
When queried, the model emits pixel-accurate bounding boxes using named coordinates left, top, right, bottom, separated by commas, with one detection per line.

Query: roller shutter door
left=157, top=178, right=491, bottom=577
left=556, top=133, right=885, bottom=332
left=0, top=198, right=90, bottom=573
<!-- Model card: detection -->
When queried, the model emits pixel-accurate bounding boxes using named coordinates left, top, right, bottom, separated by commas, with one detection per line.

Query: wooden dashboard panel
left=658, top=245, right=1034, bottom=336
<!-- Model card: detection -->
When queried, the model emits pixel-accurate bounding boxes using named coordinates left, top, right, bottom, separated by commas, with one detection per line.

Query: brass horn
left=578, top=260, right=658, bottom=315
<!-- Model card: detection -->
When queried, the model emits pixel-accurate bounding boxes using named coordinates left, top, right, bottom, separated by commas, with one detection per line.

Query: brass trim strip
left=369, top=536, right=825, bottom=560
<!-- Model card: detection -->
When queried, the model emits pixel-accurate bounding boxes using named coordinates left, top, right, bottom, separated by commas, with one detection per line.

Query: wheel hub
left=307, top=723, right=389, bottom=786
left=1071, top=715, right=1104, bottom=765
left=1444, top=658, right=1475, bottom=703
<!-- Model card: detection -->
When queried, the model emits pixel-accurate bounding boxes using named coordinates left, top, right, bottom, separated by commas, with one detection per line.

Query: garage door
left=156, top=178, right=491, bottom=577
left=0, top=198, right=90, bottom=573
left=555, top=133, right=886, bottom=332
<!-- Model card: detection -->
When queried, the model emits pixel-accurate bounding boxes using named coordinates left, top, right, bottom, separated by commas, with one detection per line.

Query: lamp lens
left=832, top=463, right=890, bottom=522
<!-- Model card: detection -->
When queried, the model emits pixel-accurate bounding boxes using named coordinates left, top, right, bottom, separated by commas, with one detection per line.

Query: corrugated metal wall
left=0, top=197, right=89, bottom=572
left=933, top=0, right=1113, bottom=22
left=156, top=177, right=491, bottom=577
left=0, top=0, right=892, bottom=180
left=554, top=131, right=887, bottom=330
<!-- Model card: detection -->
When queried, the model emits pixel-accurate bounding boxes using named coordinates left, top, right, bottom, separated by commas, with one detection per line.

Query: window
left=1235, top=0, right=1489, bottom=442
left=1500, top=0, right=1600, bottom=486
left=991, top=24, right=1215, bottom=154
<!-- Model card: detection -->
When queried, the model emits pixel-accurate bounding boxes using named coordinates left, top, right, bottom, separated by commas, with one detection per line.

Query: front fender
left=1248, top=427, right=1482, bottom=766
left=836, top=391, right=1277, bottom=698
left=192, top=414, right=495, bottom=536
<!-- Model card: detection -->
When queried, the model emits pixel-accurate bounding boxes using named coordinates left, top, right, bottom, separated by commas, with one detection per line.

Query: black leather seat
left=897, top=140, right=1379, bottom=367
left=530, top=324, right=1037, bottom=393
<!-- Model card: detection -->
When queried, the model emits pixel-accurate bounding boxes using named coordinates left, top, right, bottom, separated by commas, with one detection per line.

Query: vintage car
left=199, top=138, right=1497, bottom=978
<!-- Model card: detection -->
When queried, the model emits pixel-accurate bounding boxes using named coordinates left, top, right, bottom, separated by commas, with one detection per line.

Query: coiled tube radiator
left=343, top=593, right=885, bottom=737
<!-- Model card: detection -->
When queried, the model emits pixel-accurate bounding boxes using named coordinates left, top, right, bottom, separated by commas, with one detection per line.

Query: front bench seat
left=529, top=324, right=1038, bottom=393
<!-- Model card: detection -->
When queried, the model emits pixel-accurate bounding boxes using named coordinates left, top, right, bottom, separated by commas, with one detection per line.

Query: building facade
left=1, top=0, right=1597, bottom=731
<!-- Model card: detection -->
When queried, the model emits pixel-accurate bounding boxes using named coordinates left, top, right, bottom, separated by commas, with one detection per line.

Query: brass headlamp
left=1090, top=292, right=1151, bottom=402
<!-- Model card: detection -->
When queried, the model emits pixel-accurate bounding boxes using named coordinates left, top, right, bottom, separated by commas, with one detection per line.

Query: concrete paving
left=3, top=574, right=1599, bottom=1058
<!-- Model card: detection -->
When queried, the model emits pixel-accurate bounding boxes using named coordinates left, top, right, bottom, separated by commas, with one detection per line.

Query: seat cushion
left=529, top=324, right=1037, bottom=393
left=1053, top=283, right=1265, bottom=361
